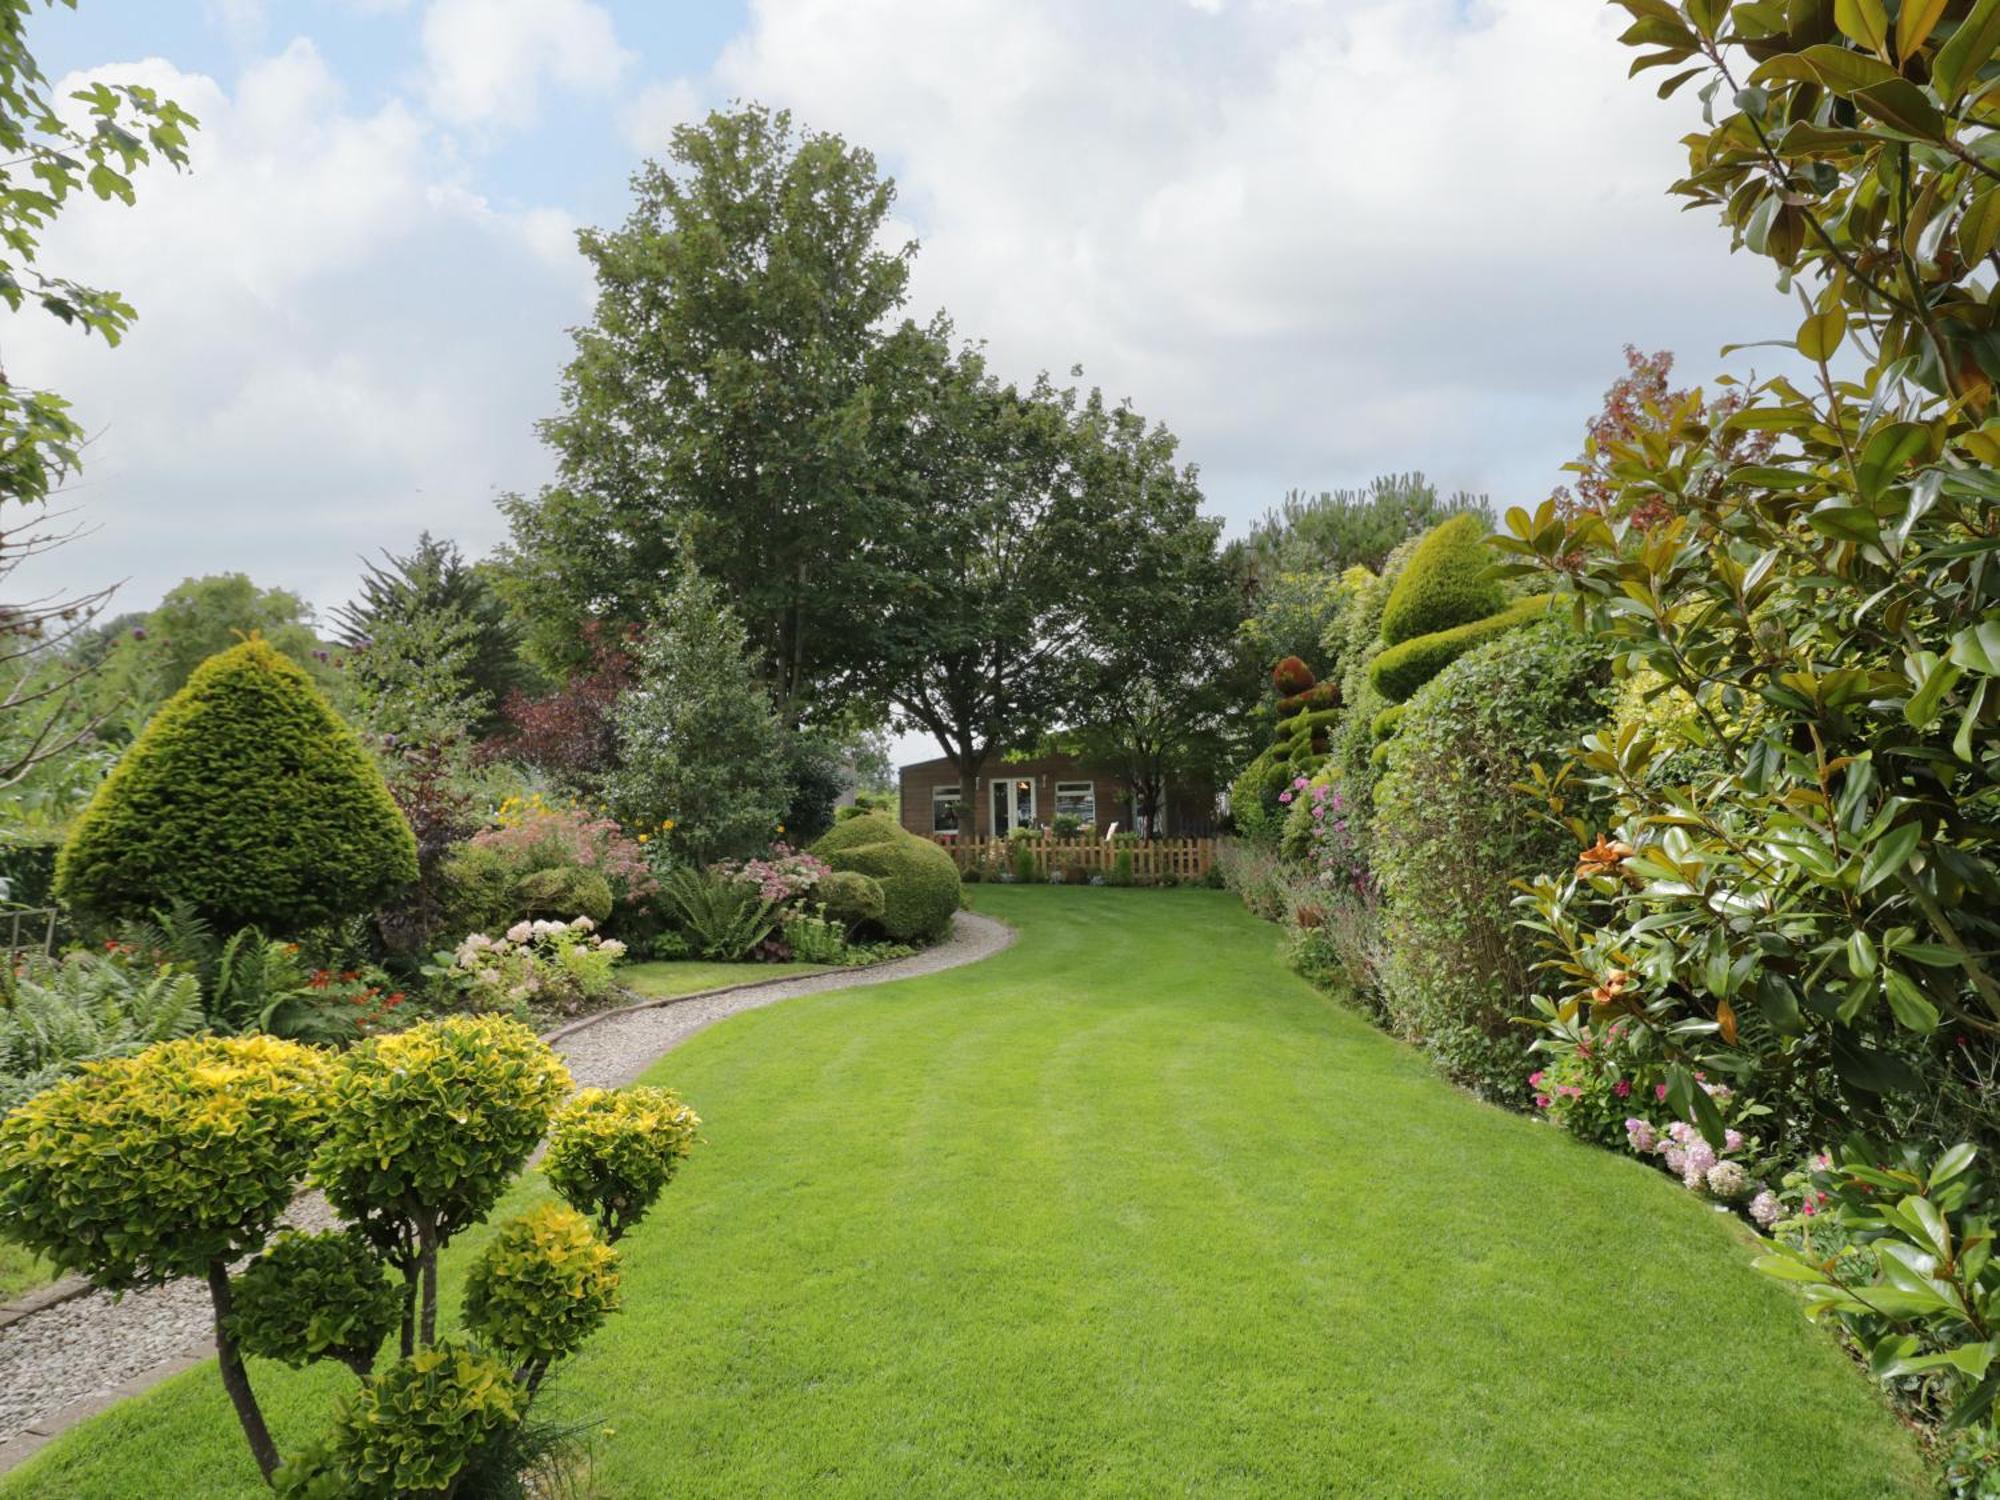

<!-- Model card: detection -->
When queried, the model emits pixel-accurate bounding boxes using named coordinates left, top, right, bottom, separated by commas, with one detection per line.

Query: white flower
left=1748, top=1190, right=1782, bottom=1227
left=505, top=921, right=533, bottom=944
left=600, top=939, right=627, bottom=959
left=571, top=915, right=595, bottom=933
left=1705, top=1160, right=1749, bottom=1200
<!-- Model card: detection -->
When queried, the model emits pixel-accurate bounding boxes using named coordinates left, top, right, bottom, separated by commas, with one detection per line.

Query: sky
left=14, top=1, right=1799, bottom=707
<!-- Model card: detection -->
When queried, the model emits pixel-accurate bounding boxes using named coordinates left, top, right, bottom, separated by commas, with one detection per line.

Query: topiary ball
left=808, top=814, right=959, bottom=941
left=463, top=1203, right=621, bottom=1368
left=230, top=1229, right=401, bottom=1375
left=1378, top=513, right=1507, bottom=648
left=1271, top=656, right=1316, bottom=696
left=817, top=869, right=886, bottom=930
left=0, top=1035, right=329, bottom=1289
left=56, top=639, right=418, bottom=931
left=545, top=1085, right=701, bottom=1243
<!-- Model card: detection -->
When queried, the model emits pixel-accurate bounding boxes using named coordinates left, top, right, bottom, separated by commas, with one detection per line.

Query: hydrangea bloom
left=1748, top=1190, right=1782, bottom=1228
left=1682, top=1140, right=1718, bottom=1190
left=1624, top=1118, right=1657, bottom=1153
left=1705, top=1160, right=1749, bottom=1200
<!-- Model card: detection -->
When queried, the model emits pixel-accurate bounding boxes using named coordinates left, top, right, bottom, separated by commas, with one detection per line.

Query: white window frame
left=931, top=785, right=963, bottom=834
left=1053, top=781, right=1097, bottom=826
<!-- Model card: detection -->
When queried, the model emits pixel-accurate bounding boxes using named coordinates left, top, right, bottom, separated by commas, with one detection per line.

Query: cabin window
left=1054, top=781, right=1096, bottom=825
left=932, top=786, right=962, bottom=833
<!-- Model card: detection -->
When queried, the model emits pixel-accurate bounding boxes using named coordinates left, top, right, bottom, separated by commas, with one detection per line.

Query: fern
left=661, top=869, right=778, bottom=961
left=0, top=953, right=203, bottom=1113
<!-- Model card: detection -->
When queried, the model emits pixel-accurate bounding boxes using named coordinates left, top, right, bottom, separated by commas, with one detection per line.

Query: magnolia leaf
left=1935, top=0, right=2000, bottom=105
left=1860, top=821, right=1923, bottom=892
left=1798, top=306, right=1847, bottom=361
left=1834, top=0, right=1891, bottom=55
left=1851, top=79, right=1949, bottom=140
left=1897, top=0, right=1950, bottom=60
left=1883, top=966, right=1942, bottom=1032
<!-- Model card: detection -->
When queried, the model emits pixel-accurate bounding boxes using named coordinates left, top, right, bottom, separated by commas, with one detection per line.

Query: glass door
left=990, top=776, right=1036, bottom=835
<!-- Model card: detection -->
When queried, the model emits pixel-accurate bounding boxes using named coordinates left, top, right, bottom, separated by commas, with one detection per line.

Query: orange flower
left=1577, top=835, right=1634, bottom=878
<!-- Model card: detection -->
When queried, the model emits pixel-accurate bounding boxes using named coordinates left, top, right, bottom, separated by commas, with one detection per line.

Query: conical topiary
left=1377, top=512, right=1506, bottom=648
left=56, top=638, right=418, bottom=931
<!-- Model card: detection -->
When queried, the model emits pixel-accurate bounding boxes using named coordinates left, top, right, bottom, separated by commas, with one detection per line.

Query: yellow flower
left=636, top=833, right=649, bottom=844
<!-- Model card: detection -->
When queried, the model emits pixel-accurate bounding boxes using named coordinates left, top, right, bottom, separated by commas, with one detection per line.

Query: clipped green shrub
left=1274, top=681, right=1338, bottom=718
left=315, top=1016, right=571, bottom=1350
left=1373, top=620, right=1610, bottom=1099
left=1377, top=513, right=1506, bottom=648
left=463, top=1203, right=620, bottom=1371
left=56, top=640, right=418, bottom=931
left=545, top=1085, right=702, bottom=1243
left=808, top=814, right=959, bottom=941
left=0, top=1034, right=328, bottom=1288
left=1370, top=594, right=1555, bottom=704
left=817, top=870, right=885, bottom=931
left=230, top=1229, right=402, bottom=1377
left=1370, top=703, right=1407, bottom=741
left=277, top=1342, right=525, bottom=1499
left=512, top=865, right=614, bottom=924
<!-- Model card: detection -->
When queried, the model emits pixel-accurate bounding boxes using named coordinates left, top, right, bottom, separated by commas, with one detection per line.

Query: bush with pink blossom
left=709, top=843, right=830, bottom=910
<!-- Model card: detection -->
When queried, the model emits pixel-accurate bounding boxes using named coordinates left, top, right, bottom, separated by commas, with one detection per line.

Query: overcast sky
left=16, top=0, right=1794, bottom=648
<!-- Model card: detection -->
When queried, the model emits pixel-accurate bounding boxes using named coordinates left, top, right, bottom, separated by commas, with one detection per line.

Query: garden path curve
left=0, top=910, right=1013, bottom=1473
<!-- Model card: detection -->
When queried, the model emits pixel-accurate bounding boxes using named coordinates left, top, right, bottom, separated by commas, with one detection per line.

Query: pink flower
left=1654, top=1083, right=1669, bottom=1102
left=1527, top=1070, right=1545, bottom=1087
left=1278, top=792, right=1293, bottom=805
left=1293, top=777, right=1309, bottom=790
left=1534, top=1094, right=1551, bottom=1109
left=1613, top=1079, right=1632, bottom=1098
left=1749, top=1191, right=1781, bottom=1228
left=1723, top=1129, right=1743, bottom=1154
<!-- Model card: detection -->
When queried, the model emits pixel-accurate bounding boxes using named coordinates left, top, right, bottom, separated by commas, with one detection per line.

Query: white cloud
left=11, top=42, right=594, bottom=620
left=418, top=0, right=634, bottom=131
left=714, top=0, right=1793, bottom=523
left=621, top=77, right=703, bottom=154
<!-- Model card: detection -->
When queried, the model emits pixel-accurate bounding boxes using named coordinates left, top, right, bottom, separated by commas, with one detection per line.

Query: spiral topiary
left=1377, top=512, right=1507, bottom=649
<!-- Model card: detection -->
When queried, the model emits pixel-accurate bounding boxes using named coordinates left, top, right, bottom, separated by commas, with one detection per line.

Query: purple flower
left=1293, top=777, right=1309, bottom=790
left=1682, top=1141, right=1717, bottom=1190
left=1278, top=792, right=1293, bottom=805
left=1723, top=1129, right=1743, bottom=1154
left=1624, top=1118, right=1657, bottom=1153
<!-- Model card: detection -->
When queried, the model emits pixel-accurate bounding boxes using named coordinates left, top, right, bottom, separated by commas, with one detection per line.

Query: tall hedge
left=1377, top=512, right=1505, bottom=648
left=1370, top=594, right=1555, bottom=703
left=56, top=639, right=418, bottom=930
left=1371, top=620, right=1610, bottom=1099
left=809, top=814, right=959, bottom=941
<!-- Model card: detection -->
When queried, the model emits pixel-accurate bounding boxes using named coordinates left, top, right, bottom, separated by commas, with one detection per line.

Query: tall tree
left=1, top=2, right=197, bottom=786
left=873, top=333, right=1220, bottom=822
left=333, top=532, right=527, bottom=737
left=498, top=104, right=914, bottom=723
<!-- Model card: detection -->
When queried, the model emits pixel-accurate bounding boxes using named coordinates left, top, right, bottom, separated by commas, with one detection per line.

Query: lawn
left=619, top=958, right=829, bottom=999
left=1, top=888, right=1926, bottom=1498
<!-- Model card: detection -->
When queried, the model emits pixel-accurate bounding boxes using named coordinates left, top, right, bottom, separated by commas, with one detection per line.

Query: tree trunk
left=957, top=763, right=980, bottom=838
left=207, top=1260, right=280, bottom=1484
left=417, top=1215, right=440, bottom=1347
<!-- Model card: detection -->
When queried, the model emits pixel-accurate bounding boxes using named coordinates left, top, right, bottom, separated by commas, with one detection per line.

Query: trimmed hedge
left=817, top=869, right=886, bottom=929
left=1373, top=619, right=1611, bottom=1099
left=1369, top=594, right=1555, bottom=704
left=1370, top=703, right=1407, bottom=741
left=56, top=640, right=418, bottom=931
left=809, top=814, right=959, bottom=941
left=1377, top=513, right=1506, bottom=648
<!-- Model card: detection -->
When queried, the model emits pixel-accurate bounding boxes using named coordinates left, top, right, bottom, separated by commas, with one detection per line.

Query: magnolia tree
left=0, top=1018, right=702, bottom=1492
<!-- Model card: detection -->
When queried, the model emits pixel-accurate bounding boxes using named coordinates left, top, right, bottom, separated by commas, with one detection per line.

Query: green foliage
left=1230, top=474, right=1487, bottom=590
left=114, top=903, right=363, bottom=1045
left=816, top=869, right=885, bottom=931
left=0, top=1035, right=328, bottom=1288
left=609, top=569, right=787, bottom=864
left=464, top=1203, right=620, bottom=1370
left=1377, top=513, right=1505, bottom=649
left=512, top=866, right=613, bottom=925
left=659, top=868, right=778, bottom=960
left=333, top=533, right=527, bottom=740
left=1369, top=594, right=1555, bottom=704
left=56, top=640, right=418, bottom=931
left=1369, top=703, right=1406, bottom=741
left=498, top=103, right=911, bottom=716
left=783, top=912, right=850, bottom=963
left=0, top=949, right=203, bottom=1112
left=1754, top=1141, right=1998, bottom=1442
left=0, top=7, right=196, bottom=506
left=86, top=576, right=337, bottom=739
left=229, top=1230, right=401, bottom=1376
left=546, top=1085, right=702, bottom=1245
left=276, top=1343, right=524, bottom=1499
left=314, top=1017, right=571, bottom=1267
left=809, top=814, right=960, bottom=941
left=1373, top=622, right=1611, bottom=1099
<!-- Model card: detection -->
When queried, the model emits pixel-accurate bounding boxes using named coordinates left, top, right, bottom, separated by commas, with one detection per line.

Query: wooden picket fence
left=932, top=835, right=1216, bottom=883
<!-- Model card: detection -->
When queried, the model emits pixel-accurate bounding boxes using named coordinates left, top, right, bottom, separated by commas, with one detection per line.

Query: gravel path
left=0, top=911, right=1011, bottom=1467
